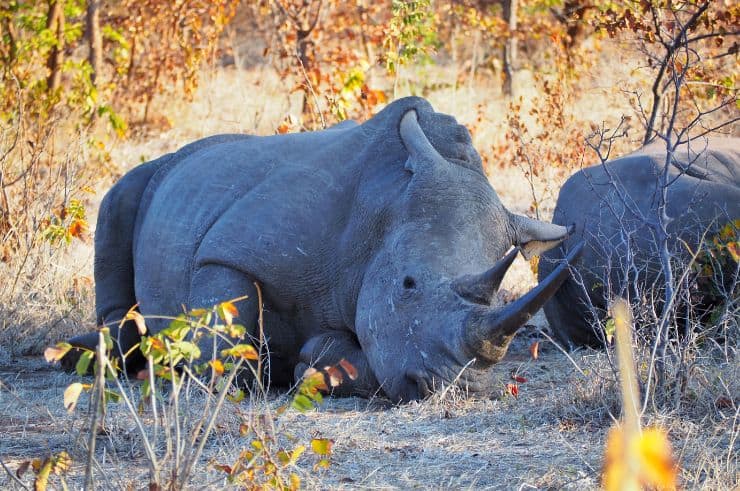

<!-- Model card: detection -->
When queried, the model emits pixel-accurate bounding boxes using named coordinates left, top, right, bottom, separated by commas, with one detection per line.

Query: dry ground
left=0, top=53, right=738, bottom=489
left=1, top=318, right=737, bottom=489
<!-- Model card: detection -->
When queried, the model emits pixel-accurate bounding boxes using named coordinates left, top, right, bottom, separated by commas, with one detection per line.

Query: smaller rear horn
left=452, top=248, right=518, bottom=305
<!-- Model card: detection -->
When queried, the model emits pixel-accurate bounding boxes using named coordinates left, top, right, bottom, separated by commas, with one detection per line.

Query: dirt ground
left=1, top=312, right=737, bottom=490
left=0, top=319, right=604, bottom=490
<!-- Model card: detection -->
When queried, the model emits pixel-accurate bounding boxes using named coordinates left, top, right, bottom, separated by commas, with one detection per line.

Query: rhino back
left=131, top=124, right=397, bottom=328
left=540, top=139, right=740, bottom=344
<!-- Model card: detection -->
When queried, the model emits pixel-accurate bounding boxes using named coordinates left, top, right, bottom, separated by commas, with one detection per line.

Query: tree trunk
left=501, top=0, right=518, bottom=97
left=46, top=0, right=65, bottom=93
left=87, top=0, right=103, bottom=86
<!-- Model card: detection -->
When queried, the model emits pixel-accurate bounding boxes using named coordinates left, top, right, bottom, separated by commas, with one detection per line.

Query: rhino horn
left=399, top=110, right=445, bottom=170
left=464, top=241, right=584, bottom=364
left=453, top=248, right=518, bottom=304
left=512, top=215, right=574, bottom=260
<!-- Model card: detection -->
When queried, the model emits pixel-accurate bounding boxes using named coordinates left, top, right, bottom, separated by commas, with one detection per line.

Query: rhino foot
left=61, top=325, right=146, bottom=375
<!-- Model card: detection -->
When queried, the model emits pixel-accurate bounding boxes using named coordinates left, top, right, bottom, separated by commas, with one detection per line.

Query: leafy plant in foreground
left=44, top=295, right=352, bottom=489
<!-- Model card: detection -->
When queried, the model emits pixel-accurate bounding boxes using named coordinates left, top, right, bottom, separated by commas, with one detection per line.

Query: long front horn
left=453, top=248, right=518, bottom=304
left=464, top=241, right=585, bottom=364
left=399, top=110, right=445, bottom=166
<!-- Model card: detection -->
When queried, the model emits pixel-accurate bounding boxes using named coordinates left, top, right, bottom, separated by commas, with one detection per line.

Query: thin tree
left=87, top=0, right=103, bottom=87
left=46, top=0, right=65, bottom=92
left=501, top=0, right=517, bottom=96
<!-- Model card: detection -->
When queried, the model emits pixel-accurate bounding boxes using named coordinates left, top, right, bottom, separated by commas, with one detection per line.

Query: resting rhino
left=64, top=97, right=583, bottom=401
left=539, top=138, right=739, bottom=347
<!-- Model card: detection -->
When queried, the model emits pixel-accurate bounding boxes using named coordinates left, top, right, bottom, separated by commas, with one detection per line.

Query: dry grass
left=1, top=319, right=736, bottom=489
left=0, top=42, right=737, bottom=489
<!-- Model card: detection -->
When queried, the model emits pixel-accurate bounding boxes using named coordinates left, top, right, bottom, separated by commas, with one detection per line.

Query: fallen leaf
left=212, top=464, right=232, bottom=475
left=715, top=396, right=733, bottom=409
left=339, top=358, right=358, bottom=380
left=511, top=374, right=527, bottom=383
left=529, top=341, right=539, bottom=360
left=505, top=383, right=519, bottom=398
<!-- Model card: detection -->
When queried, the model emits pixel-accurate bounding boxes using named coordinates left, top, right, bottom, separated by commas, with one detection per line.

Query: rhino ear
left=512, top=215, right=574, bottom=260
left=399, top=110, right=446, bottom=174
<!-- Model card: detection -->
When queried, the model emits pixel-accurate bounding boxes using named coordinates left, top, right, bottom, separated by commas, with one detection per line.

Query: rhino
left=63, top=97, right=583, bottom=402
left=539, top=138, right=739, bottom=347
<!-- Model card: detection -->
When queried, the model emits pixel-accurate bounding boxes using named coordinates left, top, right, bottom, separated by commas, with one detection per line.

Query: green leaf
left=604, top=318, right=616, bottom=345
left=162, top=317, right=191, bottom=341
left=227, top=389, right=246, bottom=403
left=76, top=350, right=95, bottom=376
left=291, top=394, right=314, bottom=413
left=103, top=389, right=122, bottom=404
left=140, top=378, right=151, bottom=399
left=171, top=340, right=201, bottom=361
left=291, top=445, right=306, bottom=463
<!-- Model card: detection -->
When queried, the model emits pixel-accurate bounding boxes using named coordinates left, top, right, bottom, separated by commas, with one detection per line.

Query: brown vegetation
left=0, top=1, right=737, bottom=489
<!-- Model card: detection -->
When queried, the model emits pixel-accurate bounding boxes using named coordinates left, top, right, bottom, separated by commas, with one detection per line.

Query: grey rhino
left=539, top=138, right=739, bottom=347
left=64, top=97, right=583, bottom=402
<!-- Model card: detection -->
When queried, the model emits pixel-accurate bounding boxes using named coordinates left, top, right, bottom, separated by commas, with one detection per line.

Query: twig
left=643, top=1, right=711, bottom=145
left=536, top=327, right=587, bottom=377
left=176, top=358, right=245, bottom=489
left=104, top=357, right=160, bottom=487
left=0, top=456, right=29, bottom=490
left=83, top=332, right=106, bottom=489
left=255, top=281, right=265, bottom=385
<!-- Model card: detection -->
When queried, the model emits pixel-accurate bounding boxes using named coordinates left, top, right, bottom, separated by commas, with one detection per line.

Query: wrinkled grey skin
left=65, top=97, right=582, bottom=402
left=539, top=138, right=740, bottom=347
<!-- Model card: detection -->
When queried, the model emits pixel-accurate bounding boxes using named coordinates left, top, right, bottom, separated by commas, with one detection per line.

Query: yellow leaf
left=209, top=359, right=224, bottom=376
left=727, top=242, right=739, bottom=263
left=637, top=428, right=677, bottom=490
left=64, top=383, right=84, bottom=413
left=603, top=425, right=677, bottom=491
left=290, top=473, right=301, bottom=490
left=221, top=343, right=258, bottom=360
left=219, top=301, right=239, bottom=325
left=50, top=451, right=71, bottom=475
left=125, top=310, right=147, bottom=335
left=310, top=438, right=333, bottom=456
left=44, top=343, right=72, bottom=363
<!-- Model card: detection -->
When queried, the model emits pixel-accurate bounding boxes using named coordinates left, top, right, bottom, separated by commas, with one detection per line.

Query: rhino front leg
left=188, top=263, right=264, bottom=383
left=295, top=332, right=380, bottom=398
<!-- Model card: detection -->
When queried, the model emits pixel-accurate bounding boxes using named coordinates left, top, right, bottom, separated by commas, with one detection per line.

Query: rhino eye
left=403, top=276, right=417, bottom=290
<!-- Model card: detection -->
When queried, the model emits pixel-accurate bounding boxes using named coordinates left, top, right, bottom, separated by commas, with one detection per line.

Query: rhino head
left=354, top=108, right=582, bottom=401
